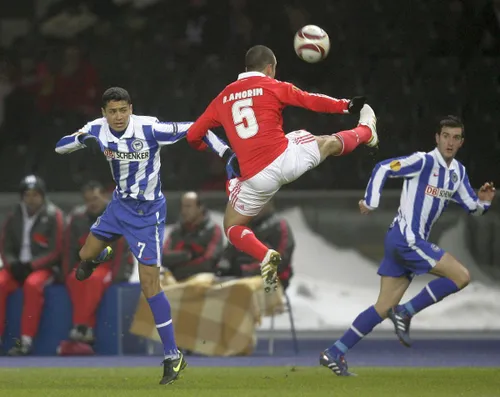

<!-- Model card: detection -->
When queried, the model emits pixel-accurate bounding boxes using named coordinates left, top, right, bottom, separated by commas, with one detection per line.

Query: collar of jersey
left=237, top=71, right=266, bottom=80
left=105, top=116, right=134, bottom=142
left=431, top=147, right=457, bottom=170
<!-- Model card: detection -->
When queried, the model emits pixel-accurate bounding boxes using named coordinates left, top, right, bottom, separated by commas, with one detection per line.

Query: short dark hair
left=102, top=87, right=131, bottom=108
left=245, top=45, right=276, bottom=72
left=81, top=180, right=104, bottom=194
left=437, top=115, right=465, bottom=137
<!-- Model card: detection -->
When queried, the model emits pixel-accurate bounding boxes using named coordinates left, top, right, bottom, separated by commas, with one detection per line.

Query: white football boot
left=261, top=249, right=281, bottom=293
left=358, top=104, right=378, bottom=148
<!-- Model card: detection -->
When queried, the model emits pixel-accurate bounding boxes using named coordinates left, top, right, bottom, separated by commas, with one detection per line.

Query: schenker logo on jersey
left=103, top=149, right=150, bottom=161
left=425, top=185, right=453, bottom=200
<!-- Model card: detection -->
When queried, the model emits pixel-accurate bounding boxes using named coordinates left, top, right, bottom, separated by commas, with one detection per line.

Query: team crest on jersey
left=389, top=160, right=401, bottom=171
left=94, top=217, right=101, bottom=227
left=131, top=139, right=144, bottom=152
left=450, top=170, right=458, bottom=183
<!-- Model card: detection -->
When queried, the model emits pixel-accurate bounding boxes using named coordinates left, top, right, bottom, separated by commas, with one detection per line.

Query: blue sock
left=398, top=278, right=459, bottom=318
left=146, top=292, right=179, bottom=359
left=328, top=306, right=383, bottom=357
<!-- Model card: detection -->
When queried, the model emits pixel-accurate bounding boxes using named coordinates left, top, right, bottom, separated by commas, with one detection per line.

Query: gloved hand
left=348, top=96, right=367, bottom=114
left=222, top=149, right=241, bottom=179
left=78, top=134, right=102, bottom=155
left=9, top=261, right=32, bottom=284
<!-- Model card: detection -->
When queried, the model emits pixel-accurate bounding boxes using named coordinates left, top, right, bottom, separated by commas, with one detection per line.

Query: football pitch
left=2, top=339, right=499, bottom=396
left=1, top=367, right=499, bottom=397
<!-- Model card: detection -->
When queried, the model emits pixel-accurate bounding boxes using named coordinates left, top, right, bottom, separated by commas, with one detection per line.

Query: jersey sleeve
left=186, top=99, right=222, bottom=151
left=202, top=131, right=230, bottom=157
left=364, top=152, right=426, bottom=209
left=451, top=168, right=491, bottom=216
left=275, top=81, right=350, bottom=114
left=154, top=118, right=229, bottom=157
left=54, top=121, right=95, bottom=154
left=153, top=121, right=193, bottom=146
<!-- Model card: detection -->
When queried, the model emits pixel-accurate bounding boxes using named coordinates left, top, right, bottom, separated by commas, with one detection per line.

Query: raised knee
left=455, top=267, right=471, bottom=289
left=79, top=247, right=92, bottom=262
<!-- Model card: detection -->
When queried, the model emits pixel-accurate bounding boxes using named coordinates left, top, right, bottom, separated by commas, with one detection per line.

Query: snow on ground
left=132, top=207, right=500, bottom=331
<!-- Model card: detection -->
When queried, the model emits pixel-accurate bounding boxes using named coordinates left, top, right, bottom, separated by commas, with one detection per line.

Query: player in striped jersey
left=55, top=87, right=238, bottom=385
left=321, top=115, right=496, bottom=376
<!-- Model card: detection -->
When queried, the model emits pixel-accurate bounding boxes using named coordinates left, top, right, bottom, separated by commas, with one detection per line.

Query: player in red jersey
left=187, top=45, right=378, bottom=292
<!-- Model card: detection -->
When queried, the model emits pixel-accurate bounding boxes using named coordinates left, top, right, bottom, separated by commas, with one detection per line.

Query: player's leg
left=76, top=233, right=113, bottom=280
left=139, top=265, right=187, bottom=385
left=7, top=269, right=53, bottom=356
left=320, top=275, right=410, bottom=376
left=429, top=253, right=470, bottom=288
left=321, top=227, right=412, bottom=375
left=224, top=178, right=282, bottom=292
left=391, top=251, right=469, bottom=339
left=124, top=201, right=186, bottom=385
left=0, top=269, right=21, bottom=349
left=315, top=104, right=378, bottom=162
left=387, top=240, right=464, bottom=346
left=76, top=202, right=121, bottom=281
left=79, top=233, right=111, bottom=263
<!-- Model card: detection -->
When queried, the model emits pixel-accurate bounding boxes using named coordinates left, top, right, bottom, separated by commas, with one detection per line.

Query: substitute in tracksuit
left=0, top=175, right=64, bottom=355
left=162, top=192, right=224, bottom=281
left=60, top=181, right=134, bottom=354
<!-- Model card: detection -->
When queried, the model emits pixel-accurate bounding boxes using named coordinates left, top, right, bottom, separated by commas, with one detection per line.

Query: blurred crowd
left=0, top=0, right=499, bottom=192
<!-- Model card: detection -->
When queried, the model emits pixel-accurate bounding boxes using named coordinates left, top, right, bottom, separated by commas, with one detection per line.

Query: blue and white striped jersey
left=364, top=148, right=490, bottom=243
left=55, top=115, right=229, bottom=201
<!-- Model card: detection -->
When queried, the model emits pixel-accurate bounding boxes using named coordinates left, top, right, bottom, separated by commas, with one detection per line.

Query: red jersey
left=187, top=71, right=350, bottom=179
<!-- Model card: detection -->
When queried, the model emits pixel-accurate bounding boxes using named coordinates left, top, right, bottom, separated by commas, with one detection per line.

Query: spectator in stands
left=0, top=175, right=64, bottom=355
left=217, top=200, right=294, bottom=290
left=162, top=192, right=223, bottom=282
left=59, top=181, right=133, bottom=355
left=478, top=0, right=500, bottom=55
left=53, top=45, right=99, bottom=119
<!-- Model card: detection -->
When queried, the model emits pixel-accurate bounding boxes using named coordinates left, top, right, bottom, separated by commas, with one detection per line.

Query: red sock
left=333, top=125, right=372, bottom=156
left=226, top=225, right=269, bottom=262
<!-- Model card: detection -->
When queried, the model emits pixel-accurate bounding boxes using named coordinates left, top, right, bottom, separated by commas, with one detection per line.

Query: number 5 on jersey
left=232, top=98, right=259, bottom=139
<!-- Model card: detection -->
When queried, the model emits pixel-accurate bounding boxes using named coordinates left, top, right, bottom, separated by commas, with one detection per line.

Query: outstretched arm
left=55, top=122, right=101, bottom=154
left=153, top=120, right=229, bottom=157
left=276, top=82, right=365, bottom=114
left=55, top=133, right=86, bottom=154
left=186, top=99, right=221, bottom=151
left=363, top=152, right=426, bottom=210
left=452, top=171, right=494, bottom=216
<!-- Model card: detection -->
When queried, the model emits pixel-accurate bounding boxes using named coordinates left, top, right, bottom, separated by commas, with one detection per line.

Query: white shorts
left=228, top=130, right=321, bottom=216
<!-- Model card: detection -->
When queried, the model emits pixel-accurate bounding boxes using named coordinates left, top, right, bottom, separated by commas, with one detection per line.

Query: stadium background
left=0, top=0, right=499, bottom=356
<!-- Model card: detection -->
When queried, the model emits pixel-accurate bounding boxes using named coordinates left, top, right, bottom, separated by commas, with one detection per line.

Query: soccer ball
left=294, top=25, right=330, bottom=63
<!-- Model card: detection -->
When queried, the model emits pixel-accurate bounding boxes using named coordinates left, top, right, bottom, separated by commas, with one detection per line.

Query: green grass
left=1, top=367, right=499, bottom=397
